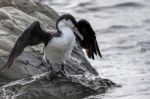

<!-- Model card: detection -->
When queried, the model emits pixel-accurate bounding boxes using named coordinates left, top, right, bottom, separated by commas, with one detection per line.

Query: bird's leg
left=48, top=63, right=70, bottom=80
left=46, top=60, right=54, bottom=72
left=48, top=64, right=65, bottom=81
left=61, top=63, right=65, bottom=71
left=42, top=53, right=54, bottom=72
left=59, top=63, right=70, bottom=78
left=48, top=62, right=57, bottom=81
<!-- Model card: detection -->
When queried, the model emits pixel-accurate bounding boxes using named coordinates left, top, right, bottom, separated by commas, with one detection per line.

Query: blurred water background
left=43, top=0, right=150, bottom=99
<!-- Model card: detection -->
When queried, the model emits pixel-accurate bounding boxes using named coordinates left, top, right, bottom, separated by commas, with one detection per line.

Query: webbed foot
left=48, top=70, right=71, bottom=81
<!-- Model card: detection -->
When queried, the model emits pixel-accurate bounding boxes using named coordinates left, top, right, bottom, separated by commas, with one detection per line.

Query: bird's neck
left=58, top=26, right=71, bottom=31
left=57, top=21, right=72, bottom=32
left=60, top=27, right=74, bottom=38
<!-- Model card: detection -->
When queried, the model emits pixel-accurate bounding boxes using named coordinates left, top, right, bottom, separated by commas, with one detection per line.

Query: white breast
left=44, top=27, right=75, bottom=64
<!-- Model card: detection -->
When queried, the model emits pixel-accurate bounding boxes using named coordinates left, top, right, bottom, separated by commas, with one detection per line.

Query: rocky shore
left=0, top=0, right=116, bottom=98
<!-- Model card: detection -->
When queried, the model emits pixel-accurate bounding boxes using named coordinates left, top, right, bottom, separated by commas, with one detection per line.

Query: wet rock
left=0, top=0, right=16, bottom=7
left=0, top=9, right=12, bottom=20
left=0, top=72, right=116, bottom=99
left=0, top=0, right=115, bottom=98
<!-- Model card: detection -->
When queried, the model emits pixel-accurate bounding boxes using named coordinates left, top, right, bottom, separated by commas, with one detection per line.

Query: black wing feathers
left=1, top=21, right=51, bottom=70
left=77, top=19, right=102, bottom=59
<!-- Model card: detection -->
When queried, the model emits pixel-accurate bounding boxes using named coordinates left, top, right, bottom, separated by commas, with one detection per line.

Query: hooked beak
left=72, top=27, right=84, bottom=40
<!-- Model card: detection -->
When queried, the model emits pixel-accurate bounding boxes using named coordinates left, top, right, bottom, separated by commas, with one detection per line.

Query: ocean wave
left=85, top=2, right=144, bottom=12
left=137, top=41, right=150, bottom=52
left=112, top=2, right=144, bottom=8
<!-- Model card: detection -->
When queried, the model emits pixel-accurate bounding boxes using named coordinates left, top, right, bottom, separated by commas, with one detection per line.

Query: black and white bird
left=1, top=14, right=102, bottom=75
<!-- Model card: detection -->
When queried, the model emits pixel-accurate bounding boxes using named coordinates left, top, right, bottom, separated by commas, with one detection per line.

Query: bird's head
left=56, top=14, right=83, bottom=40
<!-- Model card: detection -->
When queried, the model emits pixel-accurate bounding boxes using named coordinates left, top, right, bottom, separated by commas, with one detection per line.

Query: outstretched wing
left=77, top=19, right=102, bottom=59
left=1, top=21, right=51, bottom=70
